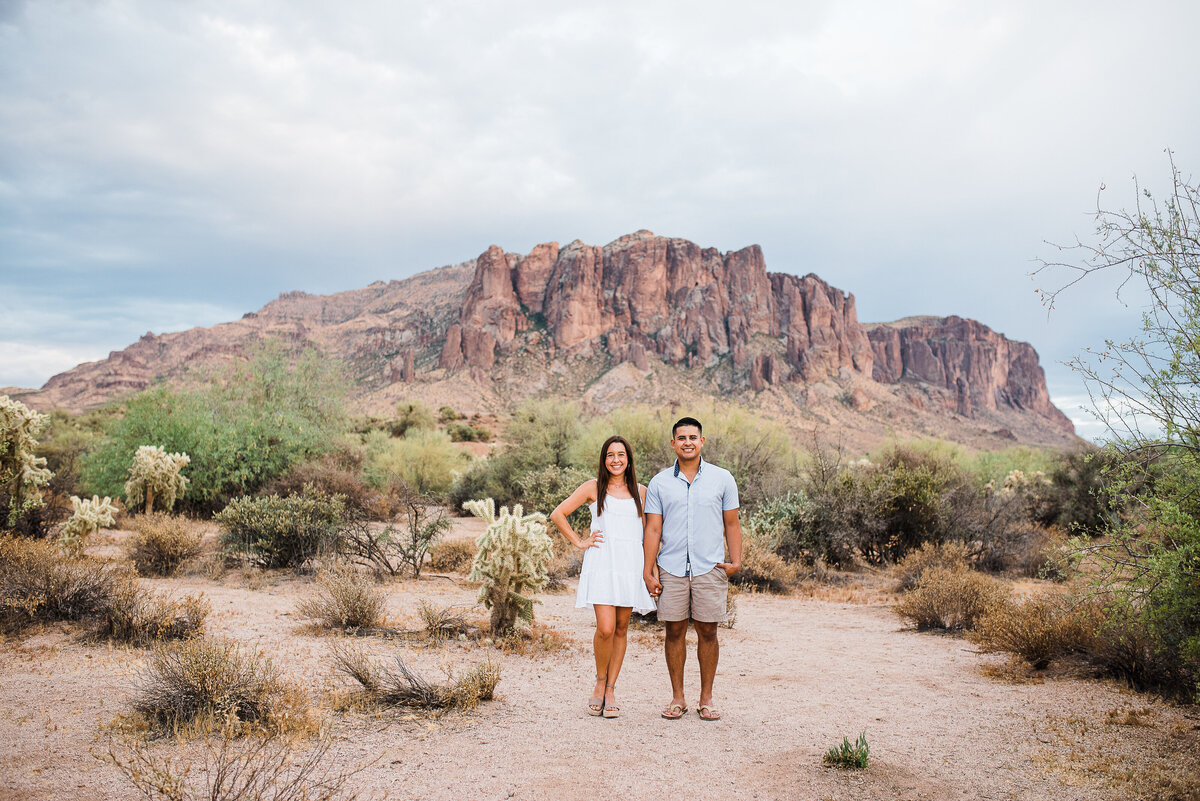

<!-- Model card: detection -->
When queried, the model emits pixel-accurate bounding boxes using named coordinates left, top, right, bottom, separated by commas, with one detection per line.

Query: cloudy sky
left=2, top=1, right=1197, bottom=439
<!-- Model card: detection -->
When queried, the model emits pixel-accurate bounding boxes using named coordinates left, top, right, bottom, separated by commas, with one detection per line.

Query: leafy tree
left=1038, top=150, right=1200, bottom=700
left=81, top=342, right=349, bottom=512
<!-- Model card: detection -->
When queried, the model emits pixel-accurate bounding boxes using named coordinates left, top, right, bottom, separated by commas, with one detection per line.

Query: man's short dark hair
left=672, top=416, right=703, bottom=437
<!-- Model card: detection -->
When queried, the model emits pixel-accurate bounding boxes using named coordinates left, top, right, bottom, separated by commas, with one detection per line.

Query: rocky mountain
left=12, top=231, right=1076, bottom=450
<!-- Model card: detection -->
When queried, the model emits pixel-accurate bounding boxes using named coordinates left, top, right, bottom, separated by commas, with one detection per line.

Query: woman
left=550, top=435, right=656, bottom=718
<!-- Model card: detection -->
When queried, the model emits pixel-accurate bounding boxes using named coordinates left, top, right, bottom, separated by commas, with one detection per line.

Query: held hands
left=644, top=568, right=662, bottom=598
left=576, top=530, right=604, bottom=550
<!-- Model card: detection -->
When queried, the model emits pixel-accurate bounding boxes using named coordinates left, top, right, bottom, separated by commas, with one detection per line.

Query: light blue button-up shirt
left=645, top=458, right=739, bottom=578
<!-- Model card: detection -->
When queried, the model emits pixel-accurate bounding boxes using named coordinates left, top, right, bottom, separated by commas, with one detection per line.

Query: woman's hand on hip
left=577, top=530, right=603, bottom=550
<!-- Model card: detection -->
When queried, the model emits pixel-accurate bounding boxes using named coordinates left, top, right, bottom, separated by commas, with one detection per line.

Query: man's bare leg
left=664, top=619, right=688, bottom=708
left=695, top=620, right=719, bottom=708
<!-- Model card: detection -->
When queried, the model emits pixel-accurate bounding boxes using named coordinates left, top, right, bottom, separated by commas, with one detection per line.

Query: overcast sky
left=2, top=1, right=1197, bottom=440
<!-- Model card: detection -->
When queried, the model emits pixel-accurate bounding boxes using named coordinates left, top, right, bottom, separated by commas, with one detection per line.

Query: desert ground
left=2, top=521, right=1198, bottom=801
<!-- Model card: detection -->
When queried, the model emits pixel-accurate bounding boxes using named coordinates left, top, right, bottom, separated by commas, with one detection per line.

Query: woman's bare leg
left=592, top=605, right=616, bottom=703
left=604, top=606, right=632, bottom=708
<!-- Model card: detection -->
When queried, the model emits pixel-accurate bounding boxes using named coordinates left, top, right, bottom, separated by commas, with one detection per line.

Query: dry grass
left=733, top=537, right=801, bottom=593
left=294, top=563, right=386, bottom=632
left=134, top=635, right=311, bottom=737
left=416, top=599, right=480, bottom=641
left=330, top=641, right=499, bottom=712
left=427, top=539, right=476, bottom=573
left=102, top=735, right=362, bottom=801
left=129, top=513, right=204, bottom=576
left=894, top=566, right=1010, bottom=631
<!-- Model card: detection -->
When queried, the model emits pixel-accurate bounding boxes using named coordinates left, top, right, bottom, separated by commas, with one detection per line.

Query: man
left=643, top=416, right=742, bottom=721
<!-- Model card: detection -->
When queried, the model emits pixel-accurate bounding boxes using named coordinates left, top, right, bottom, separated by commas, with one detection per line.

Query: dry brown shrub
left=733, top=536, right=801, bottom=593
left=129, top=513, right=204, bottom=576
left=0, top=534, right=122, bottom=630
left=103, top=735, right=361, bottom=801
left=894, top=566, right=1010, bottom=631
left=417, top=599, right=479, bottom=641
left=971, top=593, right=1095, bottom=669
left=890, top=540, right=971, bottom=592
left=98, top=577, right=209, bottom=645
left=135, top=635, right=310, bottom=737
left=331, top=641, right=499, bottom=712
left=427, top=539, right=476, bottom=573
left=294, top=563, right=386, bottom=631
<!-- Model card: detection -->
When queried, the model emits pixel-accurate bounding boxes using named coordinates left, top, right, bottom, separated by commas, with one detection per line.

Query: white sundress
left=575, top=495, right=657, bottom=615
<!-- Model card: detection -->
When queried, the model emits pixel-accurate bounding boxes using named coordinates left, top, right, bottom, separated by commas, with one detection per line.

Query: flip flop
left=697, top=704, right=721, bottom=721
left=661, top=703, right=688, bottom=720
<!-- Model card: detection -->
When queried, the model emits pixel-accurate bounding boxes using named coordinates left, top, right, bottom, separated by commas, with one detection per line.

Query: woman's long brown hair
left=596, top=435, right=642, bottom=518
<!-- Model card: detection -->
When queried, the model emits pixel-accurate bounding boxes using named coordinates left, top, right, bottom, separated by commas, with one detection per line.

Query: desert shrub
left=971, top=593, right=1096, bottom=670
left=0, top=534, right=121, bottom=630
left=824, top=732, right=870, bottom=770
left=388, top=401, right=436, bottom=438
left=438, top=405, right=461, bottom=423
left=363, top=428, right=467, bottom=496
left=0, top=395, right=53, bottom=530
left=332, top=641, right=499, bottom=711
left=295, top=563, right=386, bottom=630
left=447, top=422, right=491, bottom=442
left=571, top=405, right=675, bottom=475
left=336, top=486, right=450, bottom=577
left=124, top=445, right=191, bottom=514
left=417, top=600, right=480, bottom=640
left=890, top=541, right=971, bottom=592
left=135, top=635, right=303, bottom=736
left=98, top=578, right=210, bottom=645
left=1031, top=446, right=1120, bottom=535
left=894, top=566, right=1010, bottom=631
left=262, top=459, right=383, bottom=521
left=104, top=736, right=360, bottom=801
left=464, top=498, right=553, bottom=634
left=699, top=407, right=802, bottom=509
left=82, top=343, right=350, bottom=512
left=428, top=540, right=476, bottom=573
left=733, top=530, right=802, bottom=593
left=58, top=494, right=118, bottom=551
left=129, top=513, right=205, bottom=576
left=216, top=488, right=347, bottom=569
left=515, top=465, right=591, bottom=530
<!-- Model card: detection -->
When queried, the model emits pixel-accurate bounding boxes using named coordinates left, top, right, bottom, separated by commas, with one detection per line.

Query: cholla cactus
left=464, top=498, right=553, bottom=635
left=992, top=469, right=1050, bottom=498
left=124, top=445, right=190, bottom=514
left=0, top=395, right=52, bottom=528
left=59, top=495, right=118, bottom=551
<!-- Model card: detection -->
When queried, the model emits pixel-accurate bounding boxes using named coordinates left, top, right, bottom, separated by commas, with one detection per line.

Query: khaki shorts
left=657, top=567, right=728, bottom=623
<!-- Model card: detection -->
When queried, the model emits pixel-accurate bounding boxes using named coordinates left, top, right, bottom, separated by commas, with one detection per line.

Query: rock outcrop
left=15, top=231, right=1074, bottom=443
left=439, top=230, right=872, bottom=383
left=866, top=316, right=1073, bottom=432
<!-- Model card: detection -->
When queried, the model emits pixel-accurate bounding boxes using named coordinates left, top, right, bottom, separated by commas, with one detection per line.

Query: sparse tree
left=0, top=395, right=52, bottom=529
left=463, top=498, right=553, bottom=635
left=124, top=445, right=190, bottom=514
left=1037, top=149, right=1200, bottom=700
left=58, top=494, right=118, bottom=551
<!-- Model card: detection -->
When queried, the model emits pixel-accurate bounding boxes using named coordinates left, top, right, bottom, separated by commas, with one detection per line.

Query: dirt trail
left=2, top=530, right=1198, bottom=801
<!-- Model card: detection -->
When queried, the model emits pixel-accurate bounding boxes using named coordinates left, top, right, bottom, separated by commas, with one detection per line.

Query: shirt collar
left=672, top=457, right=705, bottom=478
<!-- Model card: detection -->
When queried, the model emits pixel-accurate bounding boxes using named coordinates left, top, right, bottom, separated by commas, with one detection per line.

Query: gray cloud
left=1, top=0, right=1196, bottom=440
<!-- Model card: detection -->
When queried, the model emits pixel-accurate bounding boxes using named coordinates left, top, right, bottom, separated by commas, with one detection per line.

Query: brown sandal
left=661, top=702, right=688, bottom=720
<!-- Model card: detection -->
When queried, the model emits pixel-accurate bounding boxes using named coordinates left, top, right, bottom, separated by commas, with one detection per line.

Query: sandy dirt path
left=2, top=533, right=1198, bottom=800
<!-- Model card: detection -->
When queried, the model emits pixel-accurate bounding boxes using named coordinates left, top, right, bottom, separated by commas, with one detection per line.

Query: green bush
left=388, top=402, right=436, bottom=438
left=216, top=489, right=347, bottom=568
left=823, top=732, right=869, bottom=770
left=363, top=428, right=468, bottom=496
left=447, top=422, right=491, bottom=442
left=81, top=343, right=349, bottom=513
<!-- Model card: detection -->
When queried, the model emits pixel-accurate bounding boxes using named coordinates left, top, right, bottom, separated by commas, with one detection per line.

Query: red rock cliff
left=866, top=316, right=1073, bottom=432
